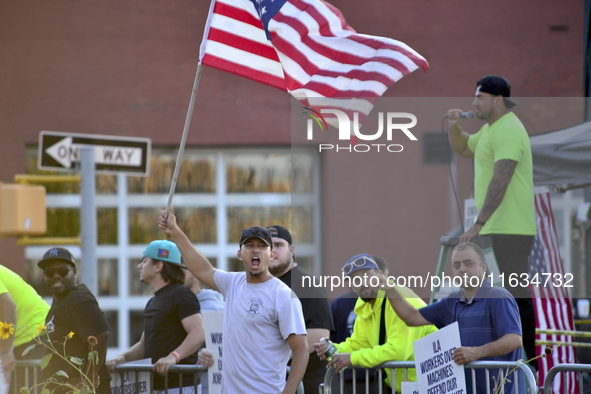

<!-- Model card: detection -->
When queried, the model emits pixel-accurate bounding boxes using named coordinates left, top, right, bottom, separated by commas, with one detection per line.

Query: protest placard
left=413, top=322, right=466, bottom=394
left=0, top=358, right=9, bottom=394
left=202, top=311, right=224, bottom=394
left=402, top=381, right=419, bottom=394
left=110, top=358, right=152, bottom=394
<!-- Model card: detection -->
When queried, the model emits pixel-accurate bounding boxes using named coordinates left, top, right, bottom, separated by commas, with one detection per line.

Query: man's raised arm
left=381, top=277, right=431, bottom=327
left=158, top=205, right=218, bottom=291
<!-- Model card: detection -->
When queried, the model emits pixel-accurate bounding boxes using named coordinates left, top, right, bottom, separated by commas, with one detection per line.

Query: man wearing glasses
left=38, top=247, right=112, bottom=394
left=159, top=206, right=308, bottom=394
left=315, top=254, right=437, bottom=393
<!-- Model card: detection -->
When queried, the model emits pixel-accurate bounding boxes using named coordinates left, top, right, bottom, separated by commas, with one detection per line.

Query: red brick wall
left=0, top=0, right=584, bottom=281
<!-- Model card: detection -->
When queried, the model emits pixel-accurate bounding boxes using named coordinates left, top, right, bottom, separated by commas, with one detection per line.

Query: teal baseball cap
left=143, top=240, right=182, bottom=265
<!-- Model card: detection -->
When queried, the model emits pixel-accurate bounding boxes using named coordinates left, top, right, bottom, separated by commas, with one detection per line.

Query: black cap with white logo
left=38, top=247, right=77, bottom=269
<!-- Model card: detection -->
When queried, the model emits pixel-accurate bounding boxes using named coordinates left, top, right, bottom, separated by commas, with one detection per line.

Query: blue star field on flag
left=528, top=235, right=546, bottom=277
left=249, top=0, right=286, bottom=38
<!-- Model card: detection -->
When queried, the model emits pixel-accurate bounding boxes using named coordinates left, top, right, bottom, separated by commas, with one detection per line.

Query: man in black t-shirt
left=107, top=240, right=205, bottom=393
left=38, top=247, right=111, bottom=394
left=267, top=225, right=335, bottom=394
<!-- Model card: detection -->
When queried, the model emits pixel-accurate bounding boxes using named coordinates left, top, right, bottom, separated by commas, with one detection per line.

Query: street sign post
left=38, top=131, right=151, bottom=175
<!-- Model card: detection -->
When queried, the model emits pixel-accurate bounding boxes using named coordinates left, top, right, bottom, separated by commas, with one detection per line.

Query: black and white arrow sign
left=38, top=131, right=151, bottom=176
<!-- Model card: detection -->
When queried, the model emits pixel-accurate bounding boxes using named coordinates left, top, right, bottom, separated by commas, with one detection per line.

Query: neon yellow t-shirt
left=467, top=112, right=536, bottom=235
left=0, top=265, right=50, bottom=347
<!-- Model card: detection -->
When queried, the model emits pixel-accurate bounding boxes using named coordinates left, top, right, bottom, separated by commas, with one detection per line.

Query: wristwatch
left=474, top=216, right=486, bottom=226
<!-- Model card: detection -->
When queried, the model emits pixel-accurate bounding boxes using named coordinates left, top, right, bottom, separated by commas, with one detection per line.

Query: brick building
left=0, top=0, right=584, bottom=353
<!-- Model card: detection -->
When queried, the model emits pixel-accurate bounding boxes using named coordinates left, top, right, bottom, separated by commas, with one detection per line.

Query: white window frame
left=25, top=148, right=321, bottom=356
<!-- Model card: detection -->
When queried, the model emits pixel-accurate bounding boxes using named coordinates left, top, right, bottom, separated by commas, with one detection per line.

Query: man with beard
left=315, top=254, right=436, bottom=393
left=38, top=247, right=111, bottom=394
left=446, top=75, right=537, bottom=369
left=158, top=206, right=308, bottom=394
left=266, top=225, right=334, bottom=394
left=383, top=242, right=524, bottom=394
left=329, top=256, right=389, bottom=393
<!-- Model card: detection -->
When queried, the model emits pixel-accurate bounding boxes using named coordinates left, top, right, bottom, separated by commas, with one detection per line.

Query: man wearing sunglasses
left=315, top=254, right=437, bottom=393
left=37, top=247, right=112, bottom=394
left=159, top=206, right=308, bottom=394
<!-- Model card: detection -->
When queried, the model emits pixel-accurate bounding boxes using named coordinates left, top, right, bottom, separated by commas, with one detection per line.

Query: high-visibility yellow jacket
left=334, top=288, right=437, bottom=392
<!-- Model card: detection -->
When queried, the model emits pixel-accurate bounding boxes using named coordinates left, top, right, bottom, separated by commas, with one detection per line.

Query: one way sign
left=38, top=131, right=151, bottom=176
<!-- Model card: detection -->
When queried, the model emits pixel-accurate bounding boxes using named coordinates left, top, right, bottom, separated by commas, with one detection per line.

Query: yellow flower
left=67, top=331, right=75, bottom=339
left=0, top=322, right=15, bottom=340
left=37, top=324, right=47, bottom=334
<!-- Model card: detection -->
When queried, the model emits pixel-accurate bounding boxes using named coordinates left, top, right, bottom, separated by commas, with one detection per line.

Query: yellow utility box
left=0, top=183, right=47, bottom=236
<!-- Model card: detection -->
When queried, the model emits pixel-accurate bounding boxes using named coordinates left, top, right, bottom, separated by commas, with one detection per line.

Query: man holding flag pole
left=162, top=3, right=429, bottom=392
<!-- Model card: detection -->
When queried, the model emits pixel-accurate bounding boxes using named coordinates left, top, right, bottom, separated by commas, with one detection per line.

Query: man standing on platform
left=446, top=74, right=537, bottom=369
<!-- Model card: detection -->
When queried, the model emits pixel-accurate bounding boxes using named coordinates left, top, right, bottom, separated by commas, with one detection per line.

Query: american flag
left=529, top=191, right=578, bottom=393
left=198, top=0, right=428, bottom=121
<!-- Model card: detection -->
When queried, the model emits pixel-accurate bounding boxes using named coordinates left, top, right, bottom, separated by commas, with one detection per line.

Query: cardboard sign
left=110, top=358, right=152, bottom=394
left=0, top=358, right=9, bottom=394
left=202, top=311, right=224, bottom=394
left=413, top=322, right=466, bottom=394
left=402, top=381, right=419, bottom=394
left=463, top=198, right=477, bottom=231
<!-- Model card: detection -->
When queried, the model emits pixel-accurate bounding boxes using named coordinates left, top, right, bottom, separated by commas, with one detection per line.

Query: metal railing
left=10, top=359, right=42, bottom=394
left=113, top=364, right=204, bottom=393
left=12, top=360, right=304, bottom=394
left=535, top=328, right=591, bottom=349
left=321, top=360, right=537, bottom=394
left=542, top=363, right=591, bottom=394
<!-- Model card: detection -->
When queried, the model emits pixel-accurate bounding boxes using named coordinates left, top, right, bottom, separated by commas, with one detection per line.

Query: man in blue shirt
left=383, top=242, right=523, bottom=394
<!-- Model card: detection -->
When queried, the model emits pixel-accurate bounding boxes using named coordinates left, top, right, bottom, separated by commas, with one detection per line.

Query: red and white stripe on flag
left=530, top=190, right=579, bottom=393
left=198, top=0, right=428, bottom=119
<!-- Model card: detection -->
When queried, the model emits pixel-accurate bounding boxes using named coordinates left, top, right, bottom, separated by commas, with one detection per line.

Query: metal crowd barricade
left=114, top=364, right=304, bottom=394
left=543, top=363, right=591, bottom=394
left=13, top=360, right=304, bottom=394
left=320, top=361, right=413, bottom=394
left=11, top=359, right=42, bottom=394
left=320, top=360, right=537, bottom=394
left=113, top=363, right=205, bottom=393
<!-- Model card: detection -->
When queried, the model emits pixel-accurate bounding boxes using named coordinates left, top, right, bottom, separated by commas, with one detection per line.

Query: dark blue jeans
left=490, top=234, right=538, bottom=370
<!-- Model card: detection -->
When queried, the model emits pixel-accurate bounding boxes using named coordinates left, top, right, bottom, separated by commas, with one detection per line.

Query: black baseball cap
left=266, top=225, right=292, bottom=245
left=239, top=226, right=273, bottom=248
left=476, top=75, right=519, bottom=108
left=38, top=247, right=77, bottom=269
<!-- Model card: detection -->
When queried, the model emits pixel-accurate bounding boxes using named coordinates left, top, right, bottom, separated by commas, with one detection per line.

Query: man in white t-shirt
left=159, top=206, right=308, bottom=394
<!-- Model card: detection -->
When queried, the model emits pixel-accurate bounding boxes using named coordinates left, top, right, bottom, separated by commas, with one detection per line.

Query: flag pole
left=166, top=63, right=203, bottom=209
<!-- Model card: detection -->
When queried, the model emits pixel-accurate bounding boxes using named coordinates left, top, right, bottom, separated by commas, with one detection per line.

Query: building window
left=24, top=147, right=320, bottom=354
left=422, top=132, right=453, bottom=165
